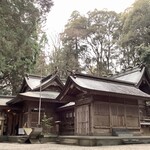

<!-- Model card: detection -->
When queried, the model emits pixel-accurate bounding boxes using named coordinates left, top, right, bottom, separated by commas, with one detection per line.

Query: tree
left=119, top=0, right=150, bottom=68
left=32, top=50, right=49, bottom=76
left=0, top=0, right=53, bottom=94
left=59, top=11, right=87, bottom=77
left=137, top=44, right=150, bottom=66
left=45, top=33, right=67, bottom=78
left=41, top=113, right=53, bottom=134
left=58, top=10, right=121, bottom=77
left=84, top=9, right=121, bottom=76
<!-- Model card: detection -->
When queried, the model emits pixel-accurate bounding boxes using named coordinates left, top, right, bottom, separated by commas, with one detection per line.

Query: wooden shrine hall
left=57, top=70, right=150, bottom=136
left=0, top=65, right=150, bottom=137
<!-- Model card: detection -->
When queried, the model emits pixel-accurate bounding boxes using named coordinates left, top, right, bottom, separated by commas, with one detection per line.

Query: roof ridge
left=112, top=66, right=142, bottom=78
left=73, top=73, right=135, bottom=86
left=25, top=74, right=45, bottom=79
left=41, top=74, right=53, bottom=83
left=33, top=75, right=56, bottom=90
left=33, top=74, right=64, bottom=91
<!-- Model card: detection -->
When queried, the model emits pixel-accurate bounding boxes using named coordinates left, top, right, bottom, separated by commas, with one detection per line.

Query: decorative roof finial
left=67, top=69, right=76, bottom=78
left=25, top=73, right=29, bottom=79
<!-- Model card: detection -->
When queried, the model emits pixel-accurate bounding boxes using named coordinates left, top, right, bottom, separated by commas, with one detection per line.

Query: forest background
left=0, top=0, right=150, bottom=95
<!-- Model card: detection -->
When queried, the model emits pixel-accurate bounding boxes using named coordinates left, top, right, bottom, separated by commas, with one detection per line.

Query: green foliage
left=48, top=2, right=150, bottom=76
left=41, top=113, right=53, bottom=134
left=51, top=11, right=87, bottom=78
left=2, top=0, right=148, bottom=85
left=58, top=10, right=121, bottom=77
left=0, top=0, right=53, bottom=94
left=85, top=9, right=121, bottom=76
left=119, top=0, right=150, bottom=67
left=137, top=44, right=150, bottom=66
left=122, top=0, right=150, bottom=46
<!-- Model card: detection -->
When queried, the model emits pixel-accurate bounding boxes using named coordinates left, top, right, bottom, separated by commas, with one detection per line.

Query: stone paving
left=0, top=143, right=150, bottom=150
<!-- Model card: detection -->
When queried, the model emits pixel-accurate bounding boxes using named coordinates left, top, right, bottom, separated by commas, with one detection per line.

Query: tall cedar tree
left=0, top=0, right=53, bottom=94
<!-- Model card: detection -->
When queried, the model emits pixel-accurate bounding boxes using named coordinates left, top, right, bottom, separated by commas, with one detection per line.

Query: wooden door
left=117, top=104, right=125, bottom=127
left=76, top=105, right=89, bottom=135
left=111, top=104, right=125, bottom=127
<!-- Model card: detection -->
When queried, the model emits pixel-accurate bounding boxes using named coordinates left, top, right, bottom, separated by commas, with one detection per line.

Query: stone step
left=57, top=138, right=78, bottom=145
left=112, top=128, right=133, bottom=136
left=122, top=139, right=143, bottom=144
left=18, top=137, right=29, bottom=143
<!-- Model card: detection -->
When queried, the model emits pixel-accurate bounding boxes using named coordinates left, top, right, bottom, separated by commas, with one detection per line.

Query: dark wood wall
left=74, top=94, right=140, bottom=136
left=75, top=95, right=92, bottom=135
left=58, top=108, right=74, bottom=135
left=92, top=95, right=140, bottom=135
left=76, top=104, right=90, bottom=135
left=22, top=100, right=59, bottom=134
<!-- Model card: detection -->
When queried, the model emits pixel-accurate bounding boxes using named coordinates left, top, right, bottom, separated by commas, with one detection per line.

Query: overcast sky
left=46, top=0, right=135, bottom=35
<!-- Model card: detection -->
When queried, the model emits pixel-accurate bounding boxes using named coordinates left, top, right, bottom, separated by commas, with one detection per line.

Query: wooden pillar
left=138, top=99, right=141, bottom=128
left=0, top=112, right=4, bottom=135
left=124, top=99, right=127, bottom=128
left=74, top=104, right=77, bottom=135
left=109, top=97, right=112, bottom=132
left=28, top=104, right=31, bottom=127
left=90, top=98, right=94, bottom=135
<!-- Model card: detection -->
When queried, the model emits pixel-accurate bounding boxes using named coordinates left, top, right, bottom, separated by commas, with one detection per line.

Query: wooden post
left=109, top=98, right=112, bottom=133
left=90, top=96, right=94, bottom=135
left=124, top=99, right=127, bottom=128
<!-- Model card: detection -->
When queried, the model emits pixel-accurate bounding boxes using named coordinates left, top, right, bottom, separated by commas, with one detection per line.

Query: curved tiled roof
left=25, top=75, right=41, bottom=90
left=58, top=102, right=75, bottom=109
left=58, top=73, right=150, bottom=101
left=33, top=74, right=64, bottom=91
left=70, top=74, right=150, bottom=99
left=19, top=91, right=60, bottom=99
left=111, top=66, right=145, bottom=85
left=0, top=95, right=15, bottom=106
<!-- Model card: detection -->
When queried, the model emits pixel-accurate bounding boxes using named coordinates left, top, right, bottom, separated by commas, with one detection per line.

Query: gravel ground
left=0, top=143, right=150, bottom=150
